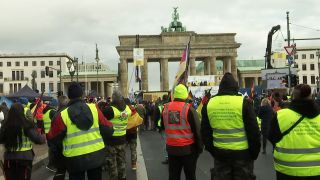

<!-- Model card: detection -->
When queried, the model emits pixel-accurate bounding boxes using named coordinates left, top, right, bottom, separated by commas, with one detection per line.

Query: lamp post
left=73, top=57, right=79, bottom=83
left=95, top=44, right=100, bottom=97
left=67, top=59, right=75, bottom=82
left=316, top=49, right=320, bottom=93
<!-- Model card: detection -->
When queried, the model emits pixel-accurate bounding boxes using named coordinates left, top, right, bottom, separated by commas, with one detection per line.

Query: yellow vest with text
left=61, top=103, right=105, bottom=157
left=207, top=95, right=248, bottom=150
left=111, top=105, right=131, bottom=137
left=43, top=109, right=52, bottom=134
left=15, top=131, right=32, bottom=152
left=273, top=109, right=320, bottom=177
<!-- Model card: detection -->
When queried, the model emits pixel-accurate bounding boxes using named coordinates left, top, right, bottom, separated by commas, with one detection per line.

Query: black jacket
left=258, top=105, right=274, bottom=136
left=201, top=93, right=261, bottom=160
left=268, top=99, right=320, bottom=147
left=161, top=99, right=203, bottom=156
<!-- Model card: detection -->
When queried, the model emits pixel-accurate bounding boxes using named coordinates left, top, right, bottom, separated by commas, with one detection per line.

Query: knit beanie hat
left=174, top=84, right=188, bottom=100
left=68, top=82, right=83, bottom=99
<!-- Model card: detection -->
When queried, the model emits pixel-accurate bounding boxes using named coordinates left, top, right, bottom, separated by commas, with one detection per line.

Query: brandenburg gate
left=116, top=8, right=240, bottom=96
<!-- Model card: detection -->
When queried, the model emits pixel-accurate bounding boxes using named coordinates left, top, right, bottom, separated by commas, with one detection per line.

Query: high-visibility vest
left=15, top=131, right=32, bottom=152
left=273, top=109, right=320, bottom=177
left=24, top=106, right=29, bottom=115
left=43, top=109, right=52, bottom=134
left=207, top=95, right=248, bottom=150
left=162, top=101, right=194, bottom=146
left=61, top=103, right=105, bottom=157
left=157, top=105, right=164, bottom=127
left=111, top=105, right=131, bottom=137
left=257, top=117, right=262, bottom=131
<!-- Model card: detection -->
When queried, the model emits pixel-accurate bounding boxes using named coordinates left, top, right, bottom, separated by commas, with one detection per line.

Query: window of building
left=24, top=61, right=28, bottom=66
left=0, top=83, right=3, bottom=93
left=15, top=61, right=20, bottom=66
left=9, top=84, right=13, bottom=93
left=41, top=71, right=45, bottom=78
left=32, top=61, right=37, bottom=66
left=21, top=71, right=24, bottom=80
left=302, top=64, right=307, bottom=71
left=57, top=83, right=61, bottom=92
left=303, top=76, right=308, bottom=84
left=41, top=83, right=45, bottom=92
left=16, top=71, right=20, bottom=80
left=310, top=54, right=315, bottom=59
left=0, top=72, right=2, bottom=79
left=41, top=61, right=45, bottom=66
left=311, top=76, right=315, bottom=84
left=14, top=84, right=17, bottom=93
left=57, top=61, right=60, bottom=66
left=49, top=61, right=53, bottom=66
left=18, top=83, right=21, bottom=90
left=0, top=62, right=2, bottom=67
left=49, top=71, right=53, bottom=78
left=49, top=83, right=54, bottom=92
left=302, top=54, right=306, bottom=59
left=294, top=54, right=298, bottom=59
left=12, top=71, right=15, bottom=80
left=7, top=62, right=11, bottom=67
left=310, top=64, right=315, bottom=70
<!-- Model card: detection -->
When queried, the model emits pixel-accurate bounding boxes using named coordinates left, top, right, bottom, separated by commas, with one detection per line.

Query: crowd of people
left=0, top=72, right=319, bottom=180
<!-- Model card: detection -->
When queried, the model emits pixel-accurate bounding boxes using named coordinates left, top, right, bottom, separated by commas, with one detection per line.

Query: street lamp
left=73, top=57, right=79, bottom=83
left=316, top=49, right=320, bottom=93
left=67, top=59, right=75, bottom=82
left=95, top=44, right=100, bottom=97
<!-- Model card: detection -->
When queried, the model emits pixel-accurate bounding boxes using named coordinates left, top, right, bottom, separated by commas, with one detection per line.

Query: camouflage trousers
left=211, top=159, right=256, bottom=180
left=105, top=144, right=127, bottom=180
left=127, top=138, right=137, bottom=164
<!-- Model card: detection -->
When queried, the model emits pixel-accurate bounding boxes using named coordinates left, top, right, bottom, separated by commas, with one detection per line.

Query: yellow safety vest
left=43, top=109, right=52, bottom=134
left=273, top=109, right=320, bottom=177
left=157, top=105, right=164, bottom=127
left=24, top=106, right=29, bottom=115
left=16, top=131, right=32, bottom=152
left=207, top=95, right=248, bottom=150
left=111, top=105, right=131, bottom=137
left=257, top=117, right=262, bottom=131
left=61, top=103, right=105, bottom=157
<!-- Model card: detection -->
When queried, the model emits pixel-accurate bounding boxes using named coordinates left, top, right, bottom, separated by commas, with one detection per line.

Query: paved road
left=32, top=131, right=275, bottom=180
left=139, top=130, right=276, bottom=180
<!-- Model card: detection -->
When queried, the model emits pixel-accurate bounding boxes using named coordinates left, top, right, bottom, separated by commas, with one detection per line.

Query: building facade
left=294, top=47, right=320, bottom=90
left=0, top=53, right=117, bottom=98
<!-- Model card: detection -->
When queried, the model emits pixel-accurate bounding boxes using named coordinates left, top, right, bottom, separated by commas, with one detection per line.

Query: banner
left=266, top=73, right=286, bottom=89
left=133, top=48, right=144, bottom=66
left=187, top=75, right=216, bottom=87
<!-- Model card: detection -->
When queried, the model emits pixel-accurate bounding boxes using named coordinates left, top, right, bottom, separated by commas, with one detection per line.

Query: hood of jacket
left=217, top=73, right=239, bottom=95
left=289, top=99, right=320, bottom=118
left=67, top=99, right=93, bottom=131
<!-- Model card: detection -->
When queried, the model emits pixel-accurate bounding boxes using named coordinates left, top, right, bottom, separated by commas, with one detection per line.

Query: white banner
left=189, top=86, right=219, bottom=98
left=266, top=73, right=286, bottom=89
left=187, top=75, right=216, bottom=87
left=133, top=48, right=144, bottom=66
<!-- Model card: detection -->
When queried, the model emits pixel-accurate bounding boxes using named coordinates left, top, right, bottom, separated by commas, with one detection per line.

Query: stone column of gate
left=120, top=58, right=128, bottom=96
left=209, top=56, right=217, bottom=75
left=254, top=77, right=259, bottom=86
left=241, top=77, right=246, bottom=88
left=141, top=57, right=148, bottom=91
left=231, top=56, right=238, bottom=80
left=223, top=57, right=228, bottom=74
left=204, top=59, right=210, bottom=75
left=190, top=57, right=196, bottom=76
left=87, top=82, right=91, bottom=94
left=160, top=58, right=169, bottom=91
left=100, top=81, right=105, bottom=98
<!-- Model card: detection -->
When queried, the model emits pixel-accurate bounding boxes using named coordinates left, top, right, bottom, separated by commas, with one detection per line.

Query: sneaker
left=46, top=165, right=57, bottom=173
left=132, top=163, right=137, bottom=170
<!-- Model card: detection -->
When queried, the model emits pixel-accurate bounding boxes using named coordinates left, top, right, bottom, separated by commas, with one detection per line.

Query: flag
left=251, top=80, right=255, bottom=98
left=188, top=91, right=193, bottom=100
left=196, top=88, right=211, bottom=120
left=173, top=40, right=191, bottom=87
left=171, top=40, right=191, bottom=101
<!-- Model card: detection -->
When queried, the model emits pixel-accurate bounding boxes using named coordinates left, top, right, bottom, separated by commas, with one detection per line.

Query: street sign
left=284, top=44, right=296, bottom=55
left=287, top=56, right=294, bottom=65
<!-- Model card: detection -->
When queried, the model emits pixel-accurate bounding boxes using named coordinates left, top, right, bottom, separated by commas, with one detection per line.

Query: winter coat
left=47, top=99, right=114, bottom=173
left=258, top=105, right=274, bottom=136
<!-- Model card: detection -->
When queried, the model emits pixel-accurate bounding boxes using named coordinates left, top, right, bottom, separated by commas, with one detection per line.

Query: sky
left=1, top=0, right=320, bottom=91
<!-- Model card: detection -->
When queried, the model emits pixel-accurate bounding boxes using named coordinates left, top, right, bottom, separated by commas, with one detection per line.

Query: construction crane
left=265, top=25, right=281, bottom=69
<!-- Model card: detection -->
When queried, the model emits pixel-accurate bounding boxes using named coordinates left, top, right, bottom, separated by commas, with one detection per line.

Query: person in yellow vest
left=100, top=90, right=132, bottom=180
left=201, top=73, right=261, bottom=180
left=47, top=82, right=114, bottom=180
left=268, top=84, right=320, bottom=179
left=0, top=103, right=46, bottom=180
left=42, top=99, right=58, bottom=172
left=161, top=84, right=203, bottom=180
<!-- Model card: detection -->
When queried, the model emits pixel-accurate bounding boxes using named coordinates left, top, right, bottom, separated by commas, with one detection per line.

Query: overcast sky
left=1, top=0, right=319, bottom=91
